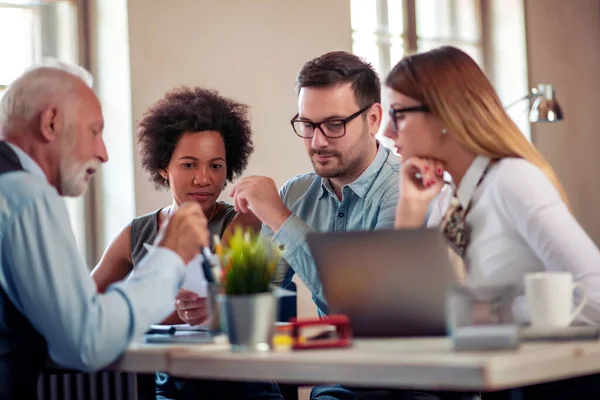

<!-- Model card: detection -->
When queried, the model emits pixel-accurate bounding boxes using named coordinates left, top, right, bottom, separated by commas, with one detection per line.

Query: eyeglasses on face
left=388, top=105, right=430, bottom=131
left=290, top=104, right=373, bottom=139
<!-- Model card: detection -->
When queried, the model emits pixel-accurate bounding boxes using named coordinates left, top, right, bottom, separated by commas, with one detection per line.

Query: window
left=351, top=0, right=484, bottom=146
left=0, top=0, right=88, bottom=259
left=0, top=2, right=39, bottom=99
left=350, top=0, right=530, bottom=141
left=351, top=0, right=483, bottom=80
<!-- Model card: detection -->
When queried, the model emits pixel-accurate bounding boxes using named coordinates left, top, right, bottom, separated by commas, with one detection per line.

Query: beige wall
left=91, top=0, right=350, bottom=257
left=125, top=0, right=351, bottom=215
left=525, top=0, right=600, bottom=246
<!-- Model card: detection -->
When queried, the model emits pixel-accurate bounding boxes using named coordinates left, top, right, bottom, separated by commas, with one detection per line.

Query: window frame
left=352, top=0, right=487, bottom=78
left=0, top=0, right=96, bottom=266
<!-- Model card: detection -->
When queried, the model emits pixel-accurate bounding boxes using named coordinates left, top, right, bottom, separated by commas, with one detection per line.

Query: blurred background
left=1, top=0, right=599, bottom=332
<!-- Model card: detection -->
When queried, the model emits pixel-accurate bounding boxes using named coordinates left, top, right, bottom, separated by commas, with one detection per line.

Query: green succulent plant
left=221, top=227, right=280, bottom=295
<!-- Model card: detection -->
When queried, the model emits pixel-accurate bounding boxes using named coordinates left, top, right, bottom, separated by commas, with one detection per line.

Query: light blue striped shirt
left=0, top=142, right=185, bottom=372
left=262, top=143, right=400, bottom=315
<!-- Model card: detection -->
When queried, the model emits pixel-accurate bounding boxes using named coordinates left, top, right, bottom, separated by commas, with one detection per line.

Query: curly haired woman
left=91, top=87, right=280, bottom=400
left=92, top=85, right=260, bottom=308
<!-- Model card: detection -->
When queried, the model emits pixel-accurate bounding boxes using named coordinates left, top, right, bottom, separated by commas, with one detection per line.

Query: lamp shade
left=528, top=84, right=563, bottom=123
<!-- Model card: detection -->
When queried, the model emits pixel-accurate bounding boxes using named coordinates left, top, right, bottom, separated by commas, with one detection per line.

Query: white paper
left=270, top=285, right=298, bottom=298
left=181, top=253, right=208, bottom=297
left=143, top=243, right=208, bottom=297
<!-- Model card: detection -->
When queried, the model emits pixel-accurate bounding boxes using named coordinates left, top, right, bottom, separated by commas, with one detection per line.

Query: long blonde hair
left=385, top=46, right=570, bottom=206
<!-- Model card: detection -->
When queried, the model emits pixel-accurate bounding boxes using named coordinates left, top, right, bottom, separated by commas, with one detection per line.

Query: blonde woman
left=383, top=45, right=600, bottom=397
left=383, top=46, right=600, bottom=320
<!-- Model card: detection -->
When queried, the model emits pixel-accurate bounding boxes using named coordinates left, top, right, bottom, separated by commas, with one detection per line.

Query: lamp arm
left=505, top=87, right=540, bottom=109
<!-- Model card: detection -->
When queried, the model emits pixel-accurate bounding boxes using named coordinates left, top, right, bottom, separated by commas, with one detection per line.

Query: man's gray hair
left=0, top=58, right=94, bottom=132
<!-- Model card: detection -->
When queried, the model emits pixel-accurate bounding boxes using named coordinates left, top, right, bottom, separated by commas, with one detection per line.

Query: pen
left=201, top=247, right=216, bottom=283
left=146, top=326, right=176, bottom=335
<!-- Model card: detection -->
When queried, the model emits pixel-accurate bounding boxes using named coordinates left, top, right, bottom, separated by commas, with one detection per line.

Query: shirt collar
left=319, top=141, right=389, bottom=199
left=456, top=154, right=491, bottom=208
left=5, top=142, right=48, bottom=183
left=319, top=178, right=335, bottom=199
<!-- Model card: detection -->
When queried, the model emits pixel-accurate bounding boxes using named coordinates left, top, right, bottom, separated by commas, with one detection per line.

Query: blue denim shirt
left=261, top=143, right=400, bottom=315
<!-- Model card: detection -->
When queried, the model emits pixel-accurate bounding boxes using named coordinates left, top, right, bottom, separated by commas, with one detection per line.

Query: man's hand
left=156, top=202, right=209, bottom=264
left=229, top=176, right=291, bottom=231
left=175, top=289, right=207, bottom=326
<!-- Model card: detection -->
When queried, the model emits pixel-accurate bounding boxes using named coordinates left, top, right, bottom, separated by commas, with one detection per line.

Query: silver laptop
left=306, top=228, right=457, bottom=337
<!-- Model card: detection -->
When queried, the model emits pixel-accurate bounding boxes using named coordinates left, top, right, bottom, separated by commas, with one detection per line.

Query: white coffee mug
left=524, top=272, right=588, bottom=328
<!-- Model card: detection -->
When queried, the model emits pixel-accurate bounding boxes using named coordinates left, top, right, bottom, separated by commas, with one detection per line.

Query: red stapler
left=289, top=314, right=353, bottom=350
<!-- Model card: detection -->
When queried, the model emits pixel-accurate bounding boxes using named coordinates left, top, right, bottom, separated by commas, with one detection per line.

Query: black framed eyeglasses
left=290, top=105, right=373, bottom=139
left=389, top=105, right=430, bottom=131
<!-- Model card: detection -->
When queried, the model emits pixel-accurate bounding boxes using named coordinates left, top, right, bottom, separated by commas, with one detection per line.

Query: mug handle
left=569, top=282, right=588, bottom=323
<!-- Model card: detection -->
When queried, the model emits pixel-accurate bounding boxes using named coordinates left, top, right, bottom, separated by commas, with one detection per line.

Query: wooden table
left=110, top=336, right=600, bottom=392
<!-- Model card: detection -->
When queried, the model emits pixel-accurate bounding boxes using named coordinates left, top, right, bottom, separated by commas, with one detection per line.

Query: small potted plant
left=217, top=227, right=280, bottom=352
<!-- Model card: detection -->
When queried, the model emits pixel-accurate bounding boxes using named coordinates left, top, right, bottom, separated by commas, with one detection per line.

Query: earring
left=164, top=177, right=169, bottom=185
left=441, top=128, right=448, bottom=135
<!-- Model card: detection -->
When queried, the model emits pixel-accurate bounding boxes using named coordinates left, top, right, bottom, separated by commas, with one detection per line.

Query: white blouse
left=428, top=155, right=600, bottom=324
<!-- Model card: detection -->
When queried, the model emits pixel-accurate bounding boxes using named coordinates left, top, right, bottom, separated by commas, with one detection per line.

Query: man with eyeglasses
left=230, top=51, right=399, bottom=314
left=229, top=51, right=403, bottom=398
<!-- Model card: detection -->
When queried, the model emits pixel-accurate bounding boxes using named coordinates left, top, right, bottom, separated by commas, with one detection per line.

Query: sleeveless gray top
left=130, top=202, right=237, bottom=266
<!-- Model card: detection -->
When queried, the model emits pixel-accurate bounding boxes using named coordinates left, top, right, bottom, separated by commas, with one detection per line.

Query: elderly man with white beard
left=0, top=60, right=209, bottom=400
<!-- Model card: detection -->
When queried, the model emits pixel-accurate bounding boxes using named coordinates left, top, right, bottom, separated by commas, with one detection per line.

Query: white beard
left=59, top=157, right=89, bottom=197
left=58, top=132, right=99, bottom=197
